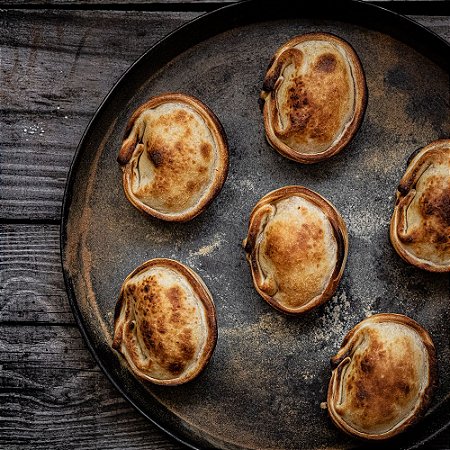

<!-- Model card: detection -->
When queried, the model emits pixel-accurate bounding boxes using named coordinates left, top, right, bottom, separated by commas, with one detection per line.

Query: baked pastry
left=327, top=314, right=437, bottom=440
left=390, top=139, right=450, bottom=272
left=260, top=33, right=367, bottom=163
left=243, top=186, right=348, bottom=314
left=117, top=93, right=228, bottom=221
left=112, top=258, right=217, bottom=385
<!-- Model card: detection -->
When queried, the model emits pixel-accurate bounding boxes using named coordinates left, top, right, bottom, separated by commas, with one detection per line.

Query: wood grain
left=0, top=311, right=448, bottom=449
left=1, top=12, right=448, bottom=221
left=0, top=10, right=200, bottom=221
left=0, top=223, right=181, bottom=448
left=0, top=323, right=184, bottom=450
left=0, top=224, right=72, bottom=324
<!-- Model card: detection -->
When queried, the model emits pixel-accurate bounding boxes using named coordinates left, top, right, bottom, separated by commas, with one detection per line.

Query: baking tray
left=61, top=1, right=450, bottom=448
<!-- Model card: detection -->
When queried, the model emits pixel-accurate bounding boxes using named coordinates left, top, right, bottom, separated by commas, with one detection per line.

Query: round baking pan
left=61, top=1, right=450, bottom=448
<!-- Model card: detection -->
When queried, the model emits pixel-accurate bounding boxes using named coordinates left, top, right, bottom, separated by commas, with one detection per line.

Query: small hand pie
left=117, top=93, right=228, bottom=221
left=327, top=314, right=437, bottom=440
left=243, top=186, right=348, bottom=314
left=112, top=258, right=217, bottom=385
left=260, top=33, right=367, bottom=163
left=390, top=139, right=450, bottom=272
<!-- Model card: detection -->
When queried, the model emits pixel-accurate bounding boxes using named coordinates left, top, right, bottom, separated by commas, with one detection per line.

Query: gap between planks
left=0, top=1, right=449, bottom=16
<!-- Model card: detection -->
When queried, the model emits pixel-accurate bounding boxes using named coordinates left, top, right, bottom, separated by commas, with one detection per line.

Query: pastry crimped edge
left=390, top=139, right=450, bottom=272
left=243, top=186, right=348, bottom=314
left=260, top=33, right=367, bottom=163
left=117, top=93, right=229, bottom=222
left=327, top=313, right=438, bottom=440
left=112, top=258, right=218, bottom=385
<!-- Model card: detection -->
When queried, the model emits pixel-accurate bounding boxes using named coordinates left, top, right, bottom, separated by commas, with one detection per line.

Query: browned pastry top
left=243, top=186, right=348, bottom=314
left=118, top=93, right=228, bottom=221
left=327, top=314, right=437, bottom=440
left=390, top=139, right=450, bottom=272
left=113, top=259, right=217, bottom=385
left=260, top=33, right=366, bottom=163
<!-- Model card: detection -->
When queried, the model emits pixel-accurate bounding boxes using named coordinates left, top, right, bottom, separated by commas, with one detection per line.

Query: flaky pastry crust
left=390, top=139, right=450, bottom=272
left=260, top=33, right=367, bottom=163
left=327, top=314, right=437, bottom=440
left=243, top=186, right=348, bottom=314
left=112, top=258, right=217, bottom=385
left=118, top=93, right=229, bottom=222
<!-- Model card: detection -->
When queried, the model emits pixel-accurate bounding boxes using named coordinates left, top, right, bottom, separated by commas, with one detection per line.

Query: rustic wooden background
left=1, top=1, right=449, bottom=448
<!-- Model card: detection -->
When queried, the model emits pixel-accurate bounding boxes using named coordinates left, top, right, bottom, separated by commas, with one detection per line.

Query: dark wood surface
left=0, top=2, right=449, bottom=449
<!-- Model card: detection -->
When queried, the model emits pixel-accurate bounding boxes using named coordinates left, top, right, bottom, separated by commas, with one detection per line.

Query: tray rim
left=60, top=1, right=450, bottom=448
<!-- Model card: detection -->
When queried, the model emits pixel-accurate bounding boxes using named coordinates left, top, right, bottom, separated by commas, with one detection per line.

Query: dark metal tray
left=61, top=1, right=450, bottom=448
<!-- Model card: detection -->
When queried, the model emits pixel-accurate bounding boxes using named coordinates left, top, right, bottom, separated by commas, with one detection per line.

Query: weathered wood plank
left=0, top=12, right=449, bottom=221
left=0, top=324, right=183, bottom=449
left=0, top=324, right=94, bottom=368
left=0, top=224, right=72, bottom=323
left=0, top=323, right=448, bottom=448
left=0, top=9, right=200, bottom=113
left=416, top=14, right=450, bottom=42
left=0, top=9, right=201, bottom=221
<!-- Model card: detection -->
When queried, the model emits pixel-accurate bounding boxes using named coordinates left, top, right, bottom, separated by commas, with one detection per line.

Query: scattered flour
left=314, top=291, right=374, bottom=345
left=301, top=370, right=314, bottom=382
left=236, top=178, right=256, bottom=192
left=189, top=232, right=225, bottom=258
left=345, top=207, right=390, bottom=239
left=23, top=124, right=45, bottom=136
left=145, top=232, right=182, bottom=246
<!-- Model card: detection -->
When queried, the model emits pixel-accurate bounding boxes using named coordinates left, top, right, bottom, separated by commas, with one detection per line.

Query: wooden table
left=1, top=1, right=449, bottom=448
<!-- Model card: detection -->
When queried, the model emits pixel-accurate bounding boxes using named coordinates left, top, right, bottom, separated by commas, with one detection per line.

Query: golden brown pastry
left=327, top=314, right=437, bottom=440
left=117, top=93, right=228, bottom=222
left=260, top=33, right=367, bottom=163
left=243, top=186, right=348, bottom=314
left=390, top=139, right=450, bottom=272
left=112, top=258, right=217, bottom=385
